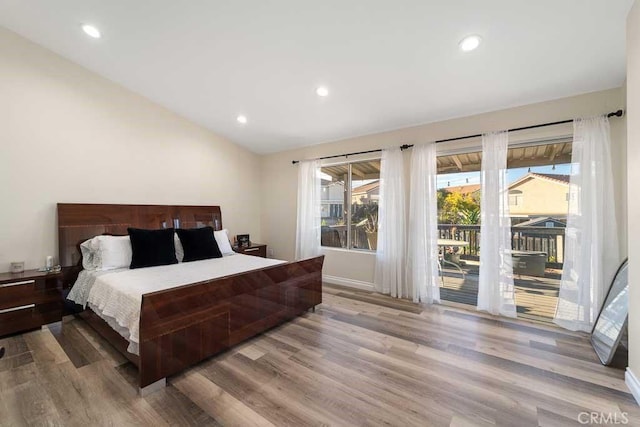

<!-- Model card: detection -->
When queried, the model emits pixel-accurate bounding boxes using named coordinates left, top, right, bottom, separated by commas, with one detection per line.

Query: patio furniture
left=437, top=239, right=470, bottom=283
left=510, top=250, right=547, bottom=277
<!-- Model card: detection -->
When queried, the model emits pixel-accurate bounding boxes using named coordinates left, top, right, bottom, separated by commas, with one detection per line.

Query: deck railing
left=321, top=225, right=373, bottom=250
left=438, top=224, right=565, bottom=265
left=321, top=224, right=565, bottom=266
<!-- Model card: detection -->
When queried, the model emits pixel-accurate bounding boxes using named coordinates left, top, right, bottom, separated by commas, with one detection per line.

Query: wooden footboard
left=137, top=255, right=324, bottom=388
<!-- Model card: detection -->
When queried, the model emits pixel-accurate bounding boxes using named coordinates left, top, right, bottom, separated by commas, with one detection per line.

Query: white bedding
left=67, top=254, right=285, bottom=355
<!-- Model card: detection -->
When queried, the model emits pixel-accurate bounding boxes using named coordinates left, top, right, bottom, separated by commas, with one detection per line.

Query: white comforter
left=67, top=254, right=285, bottom=355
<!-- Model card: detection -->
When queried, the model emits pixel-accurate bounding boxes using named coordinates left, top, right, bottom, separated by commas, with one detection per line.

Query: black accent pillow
left=128, top=228, right=178, bottom=269
left=176, top=227, right=222, bottom=262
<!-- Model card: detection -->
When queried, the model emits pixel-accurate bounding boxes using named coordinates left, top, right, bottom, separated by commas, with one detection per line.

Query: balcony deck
left=439, top=263, right=560, bottom=323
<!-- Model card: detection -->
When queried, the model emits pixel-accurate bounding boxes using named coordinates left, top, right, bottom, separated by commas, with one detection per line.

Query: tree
left=440, top=191, right=480, bottom=224
left=351, top=203, right=378, bottom=232
left=458, top=206, right=480, bottom=224
left=437, top=189, right=450, bottom=213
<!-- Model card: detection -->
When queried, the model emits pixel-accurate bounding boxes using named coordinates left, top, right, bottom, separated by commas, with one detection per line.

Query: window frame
left=320, top=156, right=381, bottom=252
left=509, top=190, right=523, bottom=206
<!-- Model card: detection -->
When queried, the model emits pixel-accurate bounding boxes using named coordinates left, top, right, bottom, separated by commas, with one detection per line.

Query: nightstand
left=233, top=243, right=267, bottom=258
left=0, top=269, right=63, bottom=337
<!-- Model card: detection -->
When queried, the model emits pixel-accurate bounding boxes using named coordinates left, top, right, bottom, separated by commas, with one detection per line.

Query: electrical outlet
left=268, top=249, right=274, bottom=258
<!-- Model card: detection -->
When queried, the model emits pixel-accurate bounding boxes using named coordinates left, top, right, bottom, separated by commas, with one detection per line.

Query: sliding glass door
left=436, top=140, right=571, bottom=322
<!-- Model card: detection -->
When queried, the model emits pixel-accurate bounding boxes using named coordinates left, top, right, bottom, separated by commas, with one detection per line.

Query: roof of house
left=510, top=172, right=570, bottom=189
left=530, top=173, right=570, bottom=184
left=514, top=217, right=567, bottom=227
left=352, top=180, right=380, bottom=195
left=332, top=173, right=568, bottom=196
left=440, top=184, right=481, bottom=195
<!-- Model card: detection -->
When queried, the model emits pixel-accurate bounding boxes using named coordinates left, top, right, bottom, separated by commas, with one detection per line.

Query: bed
left=58, top=203, right=324, bottom=394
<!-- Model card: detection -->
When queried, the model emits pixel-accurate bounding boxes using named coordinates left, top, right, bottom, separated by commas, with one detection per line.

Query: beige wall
left=509, top=178, right=569, bottom=217
left=0, top=27, right=262, bottom=270
left=627, top=0, right=640, bottom=388
left=262, top=88, right=627, bottom=287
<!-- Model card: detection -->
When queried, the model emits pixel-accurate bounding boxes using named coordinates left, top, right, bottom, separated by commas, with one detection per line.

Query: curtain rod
left=291, top=109, right=624, bottom=164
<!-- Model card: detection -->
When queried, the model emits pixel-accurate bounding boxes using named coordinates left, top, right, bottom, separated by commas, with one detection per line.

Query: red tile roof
left=440, top=184, right=481, bottom=195
left=352, top=180, right=380, bottom=194
left=531, top=173, right=570, bottom=184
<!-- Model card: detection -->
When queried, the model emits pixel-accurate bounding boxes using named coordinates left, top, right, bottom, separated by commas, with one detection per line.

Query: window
left=320, top=159, right=381, bottom=251
left=509, top=190, right=523, bottom=206
left=329, top=204, right=342, bottom=218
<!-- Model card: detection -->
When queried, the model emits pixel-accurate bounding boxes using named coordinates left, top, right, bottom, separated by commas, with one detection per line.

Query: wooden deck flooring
left=0, top=283, right=636, bottom=426
left=439, top=267, right=560, bottom=323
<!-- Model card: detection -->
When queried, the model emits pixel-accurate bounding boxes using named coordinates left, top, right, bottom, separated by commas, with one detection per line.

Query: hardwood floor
left=438, top=266, right=561, bottom=323
left=0, top=283, right=637, bottom=426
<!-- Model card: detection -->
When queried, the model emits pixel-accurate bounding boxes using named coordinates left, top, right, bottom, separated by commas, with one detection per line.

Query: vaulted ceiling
left=0, top=0, right=632, bottom=153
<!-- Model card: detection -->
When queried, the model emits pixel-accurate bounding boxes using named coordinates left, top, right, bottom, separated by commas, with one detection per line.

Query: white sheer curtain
left=477, top=131, right=517, bottom=317
left=295, top=159, right=321, bottom=260
left=374, top=147, right=407, bottom=298
left=554, top=116, right=620, bottom=332
left=407, top=142, right=440, bottom=303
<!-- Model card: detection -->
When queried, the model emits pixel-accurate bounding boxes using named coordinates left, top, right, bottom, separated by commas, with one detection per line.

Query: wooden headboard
left=57, top=203, right=222, bottom=267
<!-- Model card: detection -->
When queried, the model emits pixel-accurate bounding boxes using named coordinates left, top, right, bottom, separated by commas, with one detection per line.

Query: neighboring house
left=513, top=216, right=567, bottom=228
left=327, top=173, right=569, bottom=223
left=321, top=180, right=344, bottom=223
left=321, top=179, right=380, bottom=224
left=508, top=173, right=570, bottom=218
left=351, top=180, right=380, bottom=205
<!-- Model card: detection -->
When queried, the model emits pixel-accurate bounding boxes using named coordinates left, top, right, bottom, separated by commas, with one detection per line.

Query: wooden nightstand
left=233, top=243, right=267, bottom=258
left=0, top=269, right=63, bottom=337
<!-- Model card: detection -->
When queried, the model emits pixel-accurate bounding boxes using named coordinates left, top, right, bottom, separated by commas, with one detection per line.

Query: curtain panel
left=374, top=147, right=408, bottom=298
left=295, top=159, right=322, bottom=260
left=477, top=131, right=517, bottom=317
left=554, top=116, right=620, bottom=331
left=407, top=142, right=441, bottom=303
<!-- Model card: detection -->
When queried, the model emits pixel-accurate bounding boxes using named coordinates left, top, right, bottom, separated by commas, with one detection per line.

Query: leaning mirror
left=591, top=259, right=628, bottom=365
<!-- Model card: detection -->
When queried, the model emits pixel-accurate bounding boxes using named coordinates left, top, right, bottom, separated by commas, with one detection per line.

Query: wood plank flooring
left=0, top=283, right=638, bottom=426
left=439, top=268, right=560, bottom=323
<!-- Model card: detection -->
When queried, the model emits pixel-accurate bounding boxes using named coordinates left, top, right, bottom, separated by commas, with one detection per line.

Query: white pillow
left=92, top=235, right=132, bottom=270
left=175, top=234, right=184, bottom=262
left=214, top=229, right=234, bottom=255
left=80, top=238, right=98, bottom=270
left=83, top=234, right=185, bottom=268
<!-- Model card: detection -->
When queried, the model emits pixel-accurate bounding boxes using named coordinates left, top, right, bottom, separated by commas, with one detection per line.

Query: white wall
left=626, top=0, right=640, bottom=398
left=261, top=88, right=627, bottom=288
left=0, top=27, right=262, bottom=270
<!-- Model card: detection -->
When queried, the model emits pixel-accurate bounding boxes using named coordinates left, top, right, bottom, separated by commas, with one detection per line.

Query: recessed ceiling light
left=82, top=24, right=101, bottom=39
left=237, top=115, right=248, bottom=124
left=316, top=86, right=329, bottom=97
left=459, top=35, right=481, bottom=52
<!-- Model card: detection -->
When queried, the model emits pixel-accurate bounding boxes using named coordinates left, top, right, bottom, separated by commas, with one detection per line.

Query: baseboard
left=626, top=368, right=640, bottom=405
left=323, top=275, right=375, bottom=291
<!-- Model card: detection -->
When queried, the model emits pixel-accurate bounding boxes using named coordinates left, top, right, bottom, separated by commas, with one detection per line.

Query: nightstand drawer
left=233, top=243, right=268, bottom=258
left=0, top=270, right=64, bottom=337
left=241, top=246, right=266, bottom=257
left=0, top=303, right=39, bottom=336
left=0, top=279, right=37, bottom=310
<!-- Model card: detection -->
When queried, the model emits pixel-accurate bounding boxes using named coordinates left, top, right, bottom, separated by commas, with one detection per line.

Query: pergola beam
left=452, top=155, right=463, bottom=171
left=549, top=144, right=563, bottom=162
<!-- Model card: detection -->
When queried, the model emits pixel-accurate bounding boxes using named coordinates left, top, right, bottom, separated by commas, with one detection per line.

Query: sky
left=436, top=163, right=571, bottom=189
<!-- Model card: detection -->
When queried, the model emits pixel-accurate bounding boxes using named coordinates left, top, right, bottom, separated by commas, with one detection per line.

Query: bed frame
left=57, top=203, right=324, bottom=394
